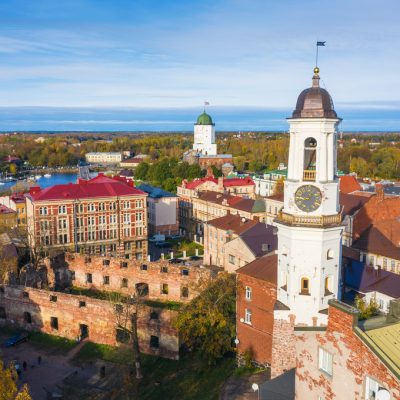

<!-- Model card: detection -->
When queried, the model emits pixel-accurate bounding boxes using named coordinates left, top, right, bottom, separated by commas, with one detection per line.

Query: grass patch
left=29, top=332, right=76, bottom=354
left=69, top=287, right=182, bottom=310
left=73, top=342, right=236, bottom=400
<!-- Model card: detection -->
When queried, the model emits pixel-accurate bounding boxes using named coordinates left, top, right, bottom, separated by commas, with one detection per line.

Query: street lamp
left=251, top=383, right=259, bottom=400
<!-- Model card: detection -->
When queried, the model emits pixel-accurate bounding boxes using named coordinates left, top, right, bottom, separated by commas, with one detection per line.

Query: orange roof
left=236, top=254, right=277, bottom=283
left=340, top=175, right=362, bottom=194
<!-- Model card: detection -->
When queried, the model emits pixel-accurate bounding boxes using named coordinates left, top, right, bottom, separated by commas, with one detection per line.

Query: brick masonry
left=295, top=303, right=400, bottom=400
left=0, top=285, right=179, bottom=360
left=57, top=253, right=214, bottom=303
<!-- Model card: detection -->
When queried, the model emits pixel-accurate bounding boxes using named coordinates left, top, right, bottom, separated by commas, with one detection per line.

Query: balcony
left=277, top=211, right=342, bottom=227
left=303, top=170, right=316, bottom=181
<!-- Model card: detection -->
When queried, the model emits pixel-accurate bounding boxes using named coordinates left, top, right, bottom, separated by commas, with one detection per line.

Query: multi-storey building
left=26, top=174, right=148, bottom=260
left=0, top=193, right=27, bottom=226
left=0, top=205, right=17, bottom=228
left=136, top=184, right=179, bottom=236
left=85, top=152, right=123, bottom=164
left=252, top=165, right=287, bottom=197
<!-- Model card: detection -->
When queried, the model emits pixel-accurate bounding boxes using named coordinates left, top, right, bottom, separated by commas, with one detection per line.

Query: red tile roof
left=185, top=176, right=217, bottom=189
left=339, top=193, right=371, bottom=217
left=207, top=213, right=258, bottom=235
left=352, top=219, right=400, bottom=261
left=0, top=205, right=16, bottom=214
left=29, top=174, right=146, bottom=202
left=340, top=175, right=362, bottom=194
left=236, top=253, right=277, bottom=283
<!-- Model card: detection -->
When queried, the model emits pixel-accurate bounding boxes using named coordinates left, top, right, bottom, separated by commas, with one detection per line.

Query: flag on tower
left=317, top=41, right=326, bottom=46
left=204, top=101, right=210, bottom=106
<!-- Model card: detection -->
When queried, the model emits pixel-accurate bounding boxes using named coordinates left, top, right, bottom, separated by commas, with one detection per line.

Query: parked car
left=149, top=234, right=166, bottom=243
left=155, top=241, right=171, bottom=248
left=4, top=332, right=29, bottom=347
left=168, top=258, right=184, bottom=264
left=189, top=255, right=202, bottom=261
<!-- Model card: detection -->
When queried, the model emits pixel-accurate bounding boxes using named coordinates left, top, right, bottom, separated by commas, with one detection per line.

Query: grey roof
left=240, top=223, right=278, bottom=257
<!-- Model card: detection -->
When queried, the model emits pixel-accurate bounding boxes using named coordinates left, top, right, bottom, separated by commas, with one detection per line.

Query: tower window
left=300, top=277, right=310, bottom=295
left=325, top=276, right=333, bottom=296
left=327, top=249, right=334, bottom=260
left=303, top=137, right=317, bottom=181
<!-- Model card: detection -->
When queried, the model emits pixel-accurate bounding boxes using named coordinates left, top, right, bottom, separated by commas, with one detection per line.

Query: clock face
left=295, top=185, right=322, bottom=212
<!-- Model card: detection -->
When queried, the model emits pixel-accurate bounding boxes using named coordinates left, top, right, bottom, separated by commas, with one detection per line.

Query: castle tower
left=275, top=67, right=343, bottom=326
left=192, top=111, right=217, bottom=156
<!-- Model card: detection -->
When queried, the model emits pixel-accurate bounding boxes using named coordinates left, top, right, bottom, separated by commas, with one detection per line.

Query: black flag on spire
left=317, top=41, right=326, bottom=46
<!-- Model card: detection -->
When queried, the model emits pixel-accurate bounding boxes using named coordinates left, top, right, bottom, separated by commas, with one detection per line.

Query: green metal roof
left=264, top=168, right=288, bottom=177
left=196, top=111, right=213, bottom=125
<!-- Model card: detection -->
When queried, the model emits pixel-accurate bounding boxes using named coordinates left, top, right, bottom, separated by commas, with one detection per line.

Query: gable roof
left=345, top=259, right=400, bottom=299
left=340, top=175, right=362, bottom=194
left=240, top=223, right=278, bottom=258
left=236, top=253, right=278, bottom=284
left=207, top=213, right=258, bottom=235
left=136, top=183, right=176, bottom=198
left=340, top=192, right=371, bottom=217
left=184, top=176, right=254, bottom=190
left=352, top=220, right=400, bottom=261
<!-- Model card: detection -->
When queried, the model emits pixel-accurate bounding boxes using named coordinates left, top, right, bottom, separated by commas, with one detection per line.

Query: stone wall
left=57, top=253, right=214, bottom=303
left=0, top=285, right=179, bottom=360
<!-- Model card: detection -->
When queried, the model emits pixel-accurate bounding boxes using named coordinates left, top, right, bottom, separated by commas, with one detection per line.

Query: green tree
left=349, top=157, right=370, bottom=177
left=173, top=273, right=236, bottom=364
left=0, top=360, right=32, bottom=399
left=354, top=295, right=380, bottom=320
left=210, top=165, right=222, bottom=178
left=134, top=162, right=150, bottom=181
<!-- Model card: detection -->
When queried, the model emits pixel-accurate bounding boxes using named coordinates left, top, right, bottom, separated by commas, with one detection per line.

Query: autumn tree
left=173, top=272, right=236, bottom=364
left=0, top=360, right=32, bottom=400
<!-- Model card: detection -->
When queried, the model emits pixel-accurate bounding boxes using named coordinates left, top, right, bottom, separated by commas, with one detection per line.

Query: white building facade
left=275, top=68, right=344, bottom=327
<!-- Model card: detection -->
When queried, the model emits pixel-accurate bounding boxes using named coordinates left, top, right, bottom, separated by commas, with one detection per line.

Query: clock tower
left=193, top=111, right=217, bottom=156
left=275, top=67, right=343, bottom=326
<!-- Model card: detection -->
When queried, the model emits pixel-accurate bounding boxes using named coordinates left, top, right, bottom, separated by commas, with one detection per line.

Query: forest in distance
left=0, top=131, right=399, bottom=191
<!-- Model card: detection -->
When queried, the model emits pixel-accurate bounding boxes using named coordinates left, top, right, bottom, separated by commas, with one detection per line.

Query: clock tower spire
left=275, top=67, right=343, bottom=326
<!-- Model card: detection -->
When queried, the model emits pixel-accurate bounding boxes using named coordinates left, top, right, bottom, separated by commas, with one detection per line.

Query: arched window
left=300, top=277, right=310, bottom=295
left=304, top=137, right=317, bottom=181
left=327, top=249, right=334, bottom=260
left=325, top=276, right=333, bottom=296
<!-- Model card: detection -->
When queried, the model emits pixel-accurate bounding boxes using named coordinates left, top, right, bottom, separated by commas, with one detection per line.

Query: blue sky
left=0, top=0, right=399, bottom=109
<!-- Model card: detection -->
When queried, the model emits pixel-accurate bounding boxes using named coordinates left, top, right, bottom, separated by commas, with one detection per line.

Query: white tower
left=276, top=67, right=343, bottom=326
left=192, top=111, right=217, bottom=156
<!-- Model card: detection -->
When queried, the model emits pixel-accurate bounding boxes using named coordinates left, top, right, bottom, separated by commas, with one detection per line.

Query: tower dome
left=292, top=67, right=337, bottom=118
left=196, top=111, right=214, bottom=125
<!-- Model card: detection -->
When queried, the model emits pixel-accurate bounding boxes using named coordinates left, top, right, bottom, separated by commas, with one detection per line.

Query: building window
left=50, top=317, right=59, bottom=330
left=228, top=254, right=236, bottom=265
left=161, top=283, right=169, bottom=295
left=115, top=304, right=123, bottom=313
left=135, top=212, right=142, bottom=222
left=391, top=260, right=395, bottom=272
left=23, top=291, right=29, bottom=298
left=181, top=269, right=189, bottom=276
left=120, top=261, right=128, bottom=268
left=23, top=311, right=32, bottom=324
left=150, top=311, right=159, bottom=320
left=245, top=286, right=252, bottom=300
left=369, top=256, right=375, bottom=267
left=121, top=278, right=128, bottom=288
left=50, top=295, right=57, bottom=302
left=58, top=205, right=66, bottom=214
left=86, top=273, right=92, bottom=283
left=39, top=207, right=48, bottom=215
left=123, top=201, right=130, bottom=210
left=365, top=377, right=388, bottom=400
left=327, top=249, right=334, bottom=260
left=79, top=301, right=86, bottom=308
left=325, top=276, right=333, bottom=296
left=161, top=266, right=168, bottom=273
left=181, top=286, right=189, bottom=298
left=244, top=308, right=252, bottom=325
left=300, top=277, right=310, bottom=295
left=150, top=335, right=159, bottom=349
left=116, top=328, right=130, bottom=343
left=103, top=276, right=110, bottom=285
left=383, top=258, right=388, bottom=270
left=141, top=264, right=148, bottom=271
left=318, top=348, right=333, bottom=376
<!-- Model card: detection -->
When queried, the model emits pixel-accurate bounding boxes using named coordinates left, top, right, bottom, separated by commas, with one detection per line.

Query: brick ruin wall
left=55, top=253, right=214, bottom=303
left=0, top=285, right=179, bottom=360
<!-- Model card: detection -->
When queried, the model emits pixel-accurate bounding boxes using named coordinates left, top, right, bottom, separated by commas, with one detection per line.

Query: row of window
left=39, top=200, right=144, bottom=216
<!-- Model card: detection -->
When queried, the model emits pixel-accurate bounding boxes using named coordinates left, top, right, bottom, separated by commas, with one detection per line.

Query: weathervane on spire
left=315, top=41, right=326, bottom=74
